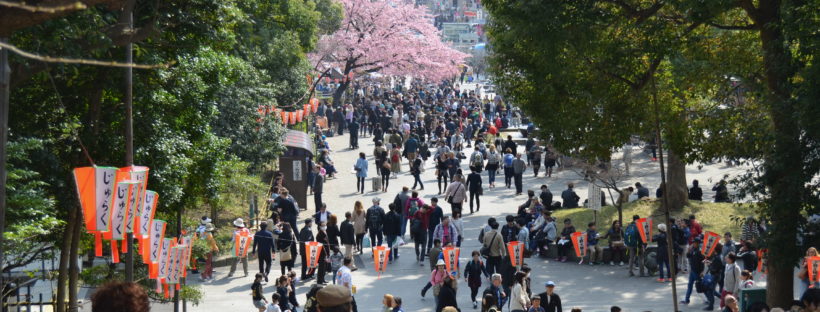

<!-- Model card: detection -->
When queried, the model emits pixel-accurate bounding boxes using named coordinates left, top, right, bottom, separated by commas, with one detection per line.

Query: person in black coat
left=539, top=185, right=553, bottom=209
left=252, top=222, right=275, bottom=282
left=538, top=281, right=562, bottom=312
left=349, top=118, right=360, bottom=149
left=275, top=191, right=299, bottom=233
left=299, top=219, right=315, bottom=280
left=436, top=275, right=460, bottom=312
left=688, top=179, right=703, bottom=201
left=465, top=168, right=483, bottom=214
left=315, top=222, right=330, bottom=284
left=383, top=204, right=402, bottom=262
left=340, top=212, right=356, bottom=259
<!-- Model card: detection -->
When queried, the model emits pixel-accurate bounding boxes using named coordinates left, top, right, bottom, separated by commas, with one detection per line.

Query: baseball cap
left=545, top=281, right=555, bottom=287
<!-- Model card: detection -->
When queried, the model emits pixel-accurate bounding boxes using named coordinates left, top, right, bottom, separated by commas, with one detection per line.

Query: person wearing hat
left=653, top=223, right=671, bottom=282
left=200, top=222, right=219, bottom=281
left=537, top=281, right=561, bottom=312
left=197, top=216, right=212, bottom=235
left=317, top=284, right=355, bottom=312
left=421, top=259, right=448, bottom=302
left=228, top=218, right=250, bottom=277
left=300, top=218, right=316, bottom=280
left=682, top=237, right=705, bottom=305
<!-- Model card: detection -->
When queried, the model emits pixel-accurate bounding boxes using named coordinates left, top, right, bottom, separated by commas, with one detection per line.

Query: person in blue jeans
left=681, top=238, right=705, bottom=304
left=703, top=244, right=723, bottom=311
left=653, top=223, right=672, bottom=282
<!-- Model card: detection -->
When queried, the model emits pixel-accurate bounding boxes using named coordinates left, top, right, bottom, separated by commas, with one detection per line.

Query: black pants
left=504, top=167, right=514, bottom=187
left=355, top=233, right=365, bottom=252
left=470, top=286, right=479, bottom=302
left=469, top=191, right=480, bottom=213
left=317, top=257, right=328, bottom=283
left=486, top=256, right=502, bottom=275
left=450, top=202, right=462, bottom=216
left=350, top=133, right=358, bottom=148
left=314, top=192, right=323, bottom=213
left=558, top=242, right=573, bottom=258
left=532, top=164, right=541, bottom=176
left=280, top=259, right=294, bottom=275
left=381, top=173, right=389, bottom=190
left=514, top=173, right=523, bottom=193
left=414, top=231, right=427, bottom=261
left=437, top=171, right=449, bottom=193
left=426, top=227, right=436, bottom=254
left=300, top=249, right=310, bottom=278
left=412, top=173, right=424, bottom=189
left=356, top=177, right=365, bottom=193
left=258, top=253, right=272, bottom=280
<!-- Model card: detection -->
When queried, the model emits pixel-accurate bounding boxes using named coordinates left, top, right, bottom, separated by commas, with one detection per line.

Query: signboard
left=443, top=247, right=460, bottom=273
left=293, top=160, right=303, bottom=181
left=374, top=245, right=390, bottom=277
left=588, top=183, right=601, bottom=211
left=507, top=241, right=524, bottom=267
left=571, top=232, right=587, bottom=257
left=305, top=242, right=324, bottom=268
left=702, top=231, right=720, bottom=257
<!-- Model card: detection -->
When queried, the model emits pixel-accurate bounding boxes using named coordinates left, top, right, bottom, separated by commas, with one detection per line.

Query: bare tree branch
left=0, top=0, right=86, bottom=12
left=707, top=22, right=758, bottom=30
left=0, top=40, right=172, bottom=69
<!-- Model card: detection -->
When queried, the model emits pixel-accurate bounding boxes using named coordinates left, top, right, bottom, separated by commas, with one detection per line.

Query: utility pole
left=0, top=37, right=11, bottom=288
left=653, top=76, right=679, bottom=312
left=124, top=11, right=135, bottom=283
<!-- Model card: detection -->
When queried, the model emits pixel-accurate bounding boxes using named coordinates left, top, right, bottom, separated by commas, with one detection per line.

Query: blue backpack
left=624, top=223, right=639, bottom=247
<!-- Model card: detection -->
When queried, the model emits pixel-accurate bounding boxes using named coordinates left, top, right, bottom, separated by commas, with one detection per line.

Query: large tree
left=484, top=0, right=819, bottom=307
left=310, top=0, right=469, bottom=105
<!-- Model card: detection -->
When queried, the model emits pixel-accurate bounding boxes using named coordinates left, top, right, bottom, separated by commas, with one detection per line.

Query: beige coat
left=482, top=230, right=506, bottom=257
left=352, top=211, right=367, bottom=234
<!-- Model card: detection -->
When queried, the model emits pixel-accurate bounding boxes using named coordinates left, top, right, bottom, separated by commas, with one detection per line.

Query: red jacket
left=411, top=209, right=432, bottom=230
left=689, top=220, right=703, bottom=244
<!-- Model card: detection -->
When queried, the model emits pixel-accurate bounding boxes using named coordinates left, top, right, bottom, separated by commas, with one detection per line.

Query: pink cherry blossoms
left=310, top=0, right=470, bottom=82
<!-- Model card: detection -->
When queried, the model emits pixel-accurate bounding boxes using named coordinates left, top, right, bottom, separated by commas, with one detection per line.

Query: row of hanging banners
left=73, top=166, right=193, bottom=298
left=566, top=218, right=774, bottom=275
left=256, top=98, right=321, bottom=125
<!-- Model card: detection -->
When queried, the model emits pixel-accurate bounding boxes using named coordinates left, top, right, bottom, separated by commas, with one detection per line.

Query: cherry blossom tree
left=311, top=0, right=470, bottom=105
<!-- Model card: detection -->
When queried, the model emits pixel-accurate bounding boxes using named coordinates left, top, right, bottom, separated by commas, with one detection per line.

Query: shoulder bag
left=481, top=232, right=497, bottom=258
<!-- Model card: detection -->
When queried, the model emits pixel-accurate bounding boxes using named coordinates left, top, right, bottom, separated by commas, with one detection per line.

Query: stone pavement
left=180, top=130, right=758, bottom=312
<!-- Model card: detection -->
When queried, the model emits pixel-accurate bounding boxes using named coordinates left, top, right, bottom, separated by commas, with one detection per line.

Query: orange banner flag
left=373, top=245, right=390, bottom=278
left=443, top=247, right=460, bottom=273
left=636, top=218, right=653, bottom=244
left=507, top=241, right=524, bottom=267
left=701, top=231, right=720, bottom=257
left=571, top=232, right=588, bottom=258
left=305, top=242, right=324, bottom=268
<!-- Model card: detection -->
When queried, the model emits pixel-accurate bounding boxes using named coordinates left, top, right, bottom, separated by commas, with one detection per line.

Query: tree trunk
left=665, top=149, right=687, bottom=210
left=755, top=1, right=801, bottom=306
left=331, top=80, right=350, bottom=107
left=68, top=206, right=82, bottom=312
left=55, top=205, right=77, bottom=312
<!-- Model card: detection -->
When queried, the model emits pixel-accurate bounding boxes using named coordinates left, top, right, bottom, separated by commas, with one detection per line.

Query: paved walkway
left=182, top=131, right=756, bottom=312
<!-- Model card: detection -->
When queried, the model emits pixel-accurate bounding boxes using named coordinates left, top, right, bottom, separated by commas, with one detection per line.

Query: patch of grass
left=551, top=200, right=753, bottom=245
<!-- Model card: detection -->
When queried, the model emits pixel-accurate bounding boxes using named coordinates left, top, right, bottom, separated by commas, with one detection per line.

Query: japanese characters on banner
left=116, top=166, right=149, bottom=236
left=373, top=245, right=390, bottom=278
left=234, top=232, right=252, bottom=258
left=636, top=218, right=653, bottom=244
left=507, top=241, right=524, bottom=267
left=701, top=231, right=720, bottom=257
left=305, top=242, right=324, bottom=268
left=571, top=232, right=588, bottom=258
left=139, top=191, right=159, bottom=256
left=158, top=238, right=172, bottom=285
left=809, top=256, right=820, bottom=282
left=148, top=220, right=166, bottom=278
left=181, top=236, right=194, bottom=277
left=72, top=166, right=117, bottom=256
left=442, top=247, right=460, bottom=273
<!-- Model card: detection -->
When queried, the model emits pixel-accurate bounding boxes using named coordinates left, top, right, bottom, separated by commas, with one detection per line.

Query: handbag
left=446, top=184, right=462, bottom=204
left=279, top=247, right=292, bottom=262
left=481, top=232, right=497, bottom=258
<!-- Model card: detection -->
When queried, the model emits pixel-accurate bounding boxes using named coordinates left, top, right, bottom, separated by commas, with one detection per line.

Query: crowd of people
left=119, top=77, right=818, bottom=312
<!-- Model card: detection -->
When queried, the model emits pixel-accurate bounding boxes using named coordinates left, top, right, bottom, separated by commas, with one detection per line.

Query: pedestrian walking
left=313, top=165, right=325, bottom=212
left=354, top=152, right=368, bottom=194
left=252, top=222, right=275, bottom=282
left=444, top=174, right=467, bottom=216
left=503, top=148, right=515, bottom=189
left=341, top=212, right=356, bottom=260
left=512, top=153, right=526, bottom=195
left=299, top=219, right=315, bottom=280
left=276, top=223, right=295, bottom=275
left=482, top=221, right=506, bottom=274
left=411, top=205, right=432, bottom=264
left=465, top=167, right=483, bottom=213
left=379, top=151, right=391, bottom=192
left=537, top=281, right=562, bottom=312
left=352, top=201, right=367, bottom=254
left=200, top=222, right=219, bottom=281
left=251, top=273, right=267, bottom=312
left=366, top=198, right=386, bottom=254
left=384, top=203, right=402, bottom=262
left=625, top=215, right=646, bottom=277
left=653, top=223, right=672, bottom=283
left=228, top=218, right=250, bottom=277
left=464, top=251, right=490, bottom=309
left=486, top=145, right=501, bottom=188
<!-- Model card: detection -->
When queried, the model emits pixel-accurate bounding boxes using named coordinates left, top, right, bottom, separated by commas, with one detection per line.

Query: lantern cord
left=45, top=65, right=95, bottom=165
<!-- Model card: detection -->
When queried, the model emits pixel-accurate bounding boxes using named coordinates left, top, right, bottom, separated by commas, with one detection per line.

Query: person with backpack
left=465, top=167, right=483, bottom=214
left=470, top=148, right=484, bottom=172
left=393, top=187, right=412, bottom=237
left=411, top=205, right=432, bottom=265
left=624, top=215, right=645, bottom=277
left=390, top=144, right=402, bottom=178
left=485, top=145, right=501, bottom=188
left=530, top=143, right=543, bottom=177
left=365, top=198, right=386, bottom=255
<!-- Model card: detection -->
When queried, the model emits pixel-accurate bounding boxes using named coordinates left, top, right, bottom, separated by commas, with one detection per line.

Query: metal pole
left=124, top=11, right=135, bottom=283
left=652, top=76, right=679, bottom=312
left=174, top=203, right=182, bottom=312
left=0, top=37, right=11, bottom=290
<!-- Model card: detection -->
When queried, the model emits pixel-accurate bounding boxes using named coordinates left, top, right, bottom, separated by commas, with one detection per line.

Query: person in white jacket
left=510, top=271, right=531, bottom=312
left=722, top=252, right=742, bottom=306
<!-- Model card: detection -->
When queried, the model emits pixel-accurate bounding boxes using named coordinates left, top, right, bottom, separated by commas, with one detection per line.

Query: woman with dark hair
left=354, top=152, right=368, bottom=194
left=437, top=151, right=450, bottom=194
left=315, top=221, right=331, bottom=284
left=91, top=282, right=149, bottom=312
left=379, top=150, right=392, bottom=192
left=464, top=250, right=490, bottom=309
left=603, top=220, right=626, bottom=266
left=435, top=274, right=460, bottom=312
left=510, top=271, right=530, bottom=312
left=352, top=201, right=367, bottom=254
left=327, top=214, right=340, bottom=249
left=276, top=223, right=296, bottom=275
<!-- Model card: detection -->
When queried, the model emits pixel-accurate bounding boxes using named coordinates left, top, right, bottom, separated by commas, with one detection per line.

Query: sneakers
left=620, top=261, right=624, bottom=266
left=610, top=261, right=615, bottom=266
left=665, top=278, right=673, bottom=282
left=473, top=301, right=478, bottom=309
left=656, top=278, right=664, bottom=282
left=680, top=300, right=690, bottom=305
